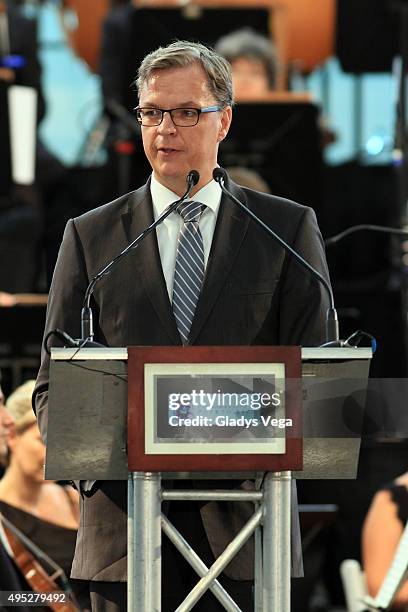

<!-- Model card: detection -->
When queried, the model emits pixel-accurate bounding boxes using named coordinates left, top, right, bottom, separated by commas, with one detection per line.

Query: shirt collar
left=151, top=173, right=222, bottom=218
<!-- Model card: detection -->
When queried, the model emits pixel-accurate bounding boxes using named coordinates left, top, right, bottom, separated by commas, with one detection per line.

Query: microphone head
left=187, top=170, right=200, bottom=187
left=213, top=167, right=227, bottom=184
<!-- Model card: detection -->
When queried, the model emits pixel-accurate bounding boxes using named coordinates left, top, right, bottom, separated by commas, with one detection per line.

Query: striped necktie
left=172, top=200, right=206, bottom=344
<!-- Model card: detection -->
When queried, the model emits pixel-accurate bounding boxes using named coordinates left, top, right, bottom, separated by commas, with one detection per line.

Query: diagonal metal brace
left=161, top=514, right=242, bottom=612
left=175, top=507, right=263, bottom=612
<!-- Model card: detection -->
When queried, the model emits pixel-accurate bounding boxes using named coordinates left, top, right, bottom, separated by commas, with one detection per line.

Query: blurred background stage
left=1, top=1, right=408, bottom=610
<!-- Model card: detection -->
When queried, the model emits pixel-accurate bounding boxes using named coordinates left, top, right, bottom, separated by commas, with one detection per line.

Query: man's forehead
left=147, top=62, right=205, bottom=79
left=140, top=65, right=211, bottom=96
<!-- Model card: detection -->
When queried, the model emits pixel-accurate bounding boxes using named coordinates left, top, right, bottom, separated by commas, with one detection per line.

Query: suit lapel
left=121, top=182, right=181, bottom=345
left=189, top=180, right=250, bottom=344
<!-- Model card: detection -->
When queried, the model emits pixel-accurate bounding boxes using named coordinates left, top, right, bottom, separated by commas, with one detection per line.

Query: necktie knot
left=177, top=200, right=205, bottom=223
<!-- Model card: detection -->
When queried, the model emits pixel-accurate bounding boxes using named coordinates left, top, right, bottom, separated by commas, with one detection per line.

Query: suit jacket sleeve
left=33, top=218, right=89, bottom=444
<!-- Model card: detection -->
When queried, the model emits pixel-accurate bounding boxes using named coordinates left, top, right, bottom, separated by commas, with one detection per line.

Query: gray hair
left=215, top=28, right=278, bottom=89
left=136, top=40, right=234, bottom=107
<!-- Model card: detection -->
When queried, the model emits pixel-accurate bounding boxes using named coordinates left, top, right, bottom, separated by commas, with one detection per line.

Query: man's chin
left=158, top=164, right=187, bottom=178
left=155, top=169, right=191, bottom=192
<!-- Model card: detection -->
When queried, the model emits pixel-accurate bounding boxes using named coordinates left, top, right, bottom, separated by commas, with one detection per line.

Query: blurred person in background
left=215, top=27, right=278, bottom=98
left=362, top=471, right=408, bottom=609
left=0, top=0, right=45, bottom=118
left=0, top=380, right=90, bottom=609
left=225, top=166, right=271, bottom=193
left=0, top=378, right=34, bottom=608
left=0, top=380, right=13, bottom=476
left=0, top=0, right=45, bottom=292
left=215, top=26, right=336, bottom=151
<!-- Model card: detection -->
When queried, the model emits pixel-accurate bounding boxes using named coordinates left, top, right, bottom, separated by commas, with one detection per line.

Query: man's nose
left=158, top=111, right=177, bottom=133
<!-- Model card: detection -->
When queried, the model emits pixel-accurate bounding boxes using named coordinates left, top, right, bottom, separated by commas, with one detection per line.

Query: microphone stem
left=217, top=180, right=339, bottom=343
left=218, top=183, right=335, bottom=310
left=81, top=175, right=197, bottom=340
left=83, top=202, right=178, bottom=308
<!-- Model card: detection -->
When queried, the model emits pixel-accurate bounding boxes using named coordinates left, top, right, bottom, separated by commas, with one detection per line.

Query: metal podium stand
left=45, top=346, right=371, bottom=612
left=127, top=470, right=290, bottom=612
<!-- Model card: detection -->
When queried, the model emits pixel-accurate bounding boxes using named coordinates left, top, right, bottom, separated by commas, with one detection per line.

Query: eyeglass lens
left=137, top=108, right=199, bottom=126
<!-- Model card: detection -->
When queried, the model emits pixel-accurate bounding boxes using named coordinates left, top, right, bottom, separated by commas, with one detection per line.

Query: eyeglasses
left=134, top=105, right=221, bottom=127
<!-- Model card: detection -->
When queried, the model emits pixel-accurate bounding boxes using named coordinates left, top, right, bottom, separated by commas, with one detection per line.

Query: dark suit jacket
left=33, top=177, right=331, bottom=581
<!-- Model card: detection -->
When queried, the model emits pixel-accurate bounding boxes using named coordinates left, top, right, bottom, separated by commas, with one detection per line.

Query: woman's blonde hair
left=6, top=380, right=36, bottom=433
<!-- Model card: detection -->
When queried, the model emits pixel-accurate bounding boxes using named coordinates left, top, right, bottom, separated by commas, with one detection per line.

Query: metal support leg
left=254, top=516, right=263, bottom=612
left=263, top=471, right=291, bottom=612
left=128, top=471, right=161, bottom=612
left=127, top=472, right=289, bottom=611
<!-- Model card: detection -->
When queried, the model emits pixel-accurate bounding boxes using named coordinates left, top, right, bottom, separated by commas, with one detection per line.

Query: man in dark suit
left=34, top=40, right=331, bottom=611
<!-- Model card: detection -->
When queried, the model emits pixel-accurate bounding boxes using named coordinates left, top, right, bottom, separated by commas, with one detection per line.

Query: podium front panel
left=45, top=346, right=371, bottom=480
left=128, top=345, right=302, bottom=472
left=45, top=358, right=128, bottom=480
left=295, top=355, right=371, bottom=479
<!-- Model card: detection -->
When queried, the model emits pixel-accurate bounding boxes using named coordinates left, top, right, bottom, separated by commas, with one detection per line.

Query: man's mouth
left=158, top=147, right=180, bottom=155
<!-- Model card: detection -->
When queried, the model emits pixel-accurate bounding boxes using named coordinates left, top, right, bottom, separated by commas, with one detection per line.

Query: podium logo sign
left=144, top=363, right=291, bottom=455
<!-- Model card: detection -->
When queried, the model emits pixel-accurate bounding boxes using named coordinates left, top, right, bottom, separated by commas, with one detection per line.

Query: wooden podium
left=45, top=345, right=371, bottom=612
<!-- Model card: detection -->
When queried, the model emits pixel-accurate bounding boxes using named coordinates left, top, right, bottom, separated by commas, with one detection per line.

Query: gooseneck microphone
left=80, top=169, right=200, bottom=344
left=44, top=170, right=200, bottom=354
left=213, top=167, right=340, bottom=345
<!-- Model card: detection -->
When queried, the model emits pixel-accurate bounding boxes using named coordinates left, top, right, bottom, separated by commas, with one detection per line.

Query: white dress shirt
left=150, top=173, right=222, bottom=297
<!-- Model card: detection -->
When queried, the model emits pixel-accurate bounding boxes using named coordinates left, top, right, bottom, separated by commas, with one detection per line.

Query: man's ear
left=218, top=106, right=232, bottom=142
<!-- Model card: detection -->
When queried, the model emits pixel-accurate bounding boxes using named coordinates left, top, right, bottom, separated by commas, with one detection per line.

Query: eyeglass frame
left=134, top=105, right=222, bottom=127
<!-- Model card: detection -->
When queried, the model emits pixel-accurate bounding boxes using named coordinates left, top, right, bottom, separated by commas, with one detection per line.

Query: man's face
left=0, top=386, right=14, bottom=465
left=139, top=63, right=232, bottom=196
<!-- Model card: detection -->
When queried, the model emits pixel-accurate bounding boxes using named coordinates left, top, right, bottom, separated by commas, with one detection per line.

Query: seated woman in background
left=362, top=472, right=408, bottom=609
left=0, top=380, right=90, bottom=609
left=215, top=27, right=278, bottom=98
